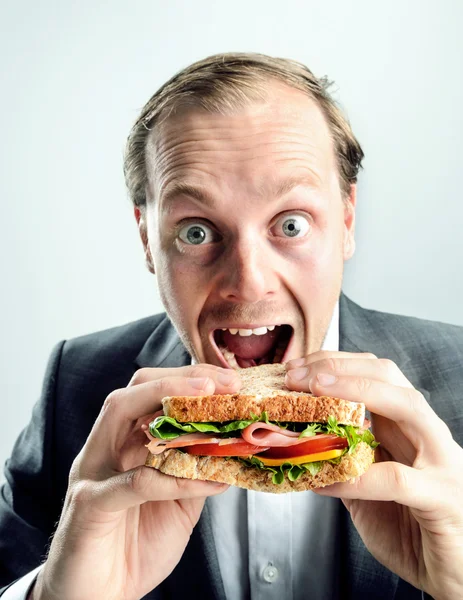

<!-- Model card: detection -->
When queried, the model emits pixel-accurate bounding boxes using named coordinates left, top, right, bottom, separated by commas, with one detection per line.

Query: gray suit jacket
left=1, top=294, right=462, bottom=599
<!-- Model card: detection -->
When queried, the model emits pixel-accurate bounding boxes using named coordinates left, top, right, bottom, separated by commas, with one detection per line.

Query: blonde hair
left=124, top=52, right=364, bottom=207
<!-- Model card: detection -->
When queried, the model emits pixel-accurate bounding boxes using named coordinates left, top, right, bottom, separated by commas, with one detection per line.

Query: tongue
left=222, top=329, right=279, bottom=360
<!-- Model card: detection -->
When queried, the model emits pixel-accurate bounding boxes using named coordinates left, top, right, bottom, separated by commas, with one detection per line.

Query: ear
left=343, top=184, right=357, bottom=261
left=134, top=206, right=155, bottom=274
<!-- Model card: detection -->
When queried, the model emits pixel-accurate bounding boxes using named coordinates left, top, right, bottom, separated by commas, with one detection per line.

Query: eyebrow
left=160, top=174, right=320, bottom=212
left=270, top=174, right=321, bottom=198
left=160, top=183, right=217, bottom=213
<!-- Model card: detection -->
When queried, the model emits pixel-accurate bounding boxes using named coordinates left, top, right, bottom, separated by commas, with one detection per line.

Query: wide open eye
left=272, top=214, right=311, bottom=238
left=178, top=222, right=219, bottom=245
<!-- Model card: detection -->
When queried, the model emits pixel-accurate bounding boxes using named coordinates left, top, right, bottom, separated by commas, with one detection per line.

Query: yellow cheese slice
left=255, top=448, right=345, bottom=467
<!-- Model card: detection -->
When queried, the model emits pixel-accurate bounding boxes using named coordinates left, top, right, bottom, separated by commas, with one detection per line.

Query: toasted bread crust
left=162, top=363, right=365, bottom=426
left=163, top=393, right=364, bottom=427
left=145, top=442, right=374, bottom=493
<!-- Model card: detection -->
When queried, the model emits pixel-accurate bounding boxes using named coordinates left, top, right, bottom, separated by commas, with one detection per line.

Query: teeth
left=220, top=346, right=240, bottom=369
left=222, top=325, right=278, bottom=336
left=252, top=327, right=268, bottom=336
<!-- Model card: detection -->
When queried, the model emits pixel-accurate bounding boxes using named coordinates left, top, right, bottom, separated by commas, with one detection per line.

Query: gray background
left=1, top=0, right=462, bottom=475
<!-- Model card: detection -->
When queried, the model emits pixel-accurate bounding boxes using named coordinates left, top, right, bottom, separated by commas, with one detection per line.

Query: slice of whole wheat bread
left=145, top=442, right=374, bottom=493
left=162, top=363, right=365, bottom=426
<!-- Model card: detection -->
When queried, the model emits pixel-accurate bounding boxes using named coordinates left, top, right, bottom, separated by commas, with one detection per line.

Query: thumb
left=88, top=465, right=228, bottom=513
left=314, top=462, right=438, bottom=512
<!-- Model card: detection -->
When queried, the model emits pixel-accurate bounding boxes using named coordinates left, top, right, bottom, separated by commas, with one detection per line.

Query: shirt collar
left=321, top=299, right=340, bottom=352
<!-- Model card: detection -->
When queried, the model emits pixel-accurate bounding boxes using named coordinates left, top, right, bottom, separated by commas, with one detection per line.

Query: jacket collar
left=339, top=294, right=430, bottom=401
left=134, top=316, right=190, bottom=369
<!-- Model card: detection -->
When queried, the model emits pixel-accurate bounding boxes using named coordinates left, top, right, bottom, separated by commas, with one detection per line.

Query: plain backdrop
left=1, top=0, right=462, bottom=476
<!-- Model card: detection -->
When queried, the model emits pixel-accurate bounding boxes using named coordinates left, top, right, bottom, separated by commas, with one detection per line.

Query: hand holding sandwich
left=286, top=351, right=463, bottom=600
left=30, top=366, right=239, bottom=600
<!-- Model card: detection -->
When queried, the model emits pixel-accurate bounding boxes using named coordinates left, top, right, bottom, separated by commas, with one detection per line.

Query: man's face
left=137, top=84, right=356, bottom=368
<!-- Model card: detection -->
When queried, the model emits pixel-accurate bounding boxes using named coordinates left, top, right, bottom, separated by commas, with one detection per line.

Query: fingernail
left=188, top=377, right=211, bottom=390
left=286, top=357, right=306, bottom=369
left=316, top=373, right=337, bottom=386
left=287, top=367, right=308, bottom=381
left=217, top=372, right=237, bottom=386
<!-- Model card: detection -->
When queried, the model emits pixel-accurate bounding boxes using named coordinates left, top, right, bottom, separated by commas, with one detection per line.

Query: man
left=0, top=53, right=462, bottom=600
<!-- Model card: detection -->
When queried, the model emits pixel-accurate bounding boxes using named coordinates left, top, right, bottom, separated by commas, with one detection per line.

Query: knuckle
left=174, top=475, right=191, bottom=493
left=70, top=480, right=93, bottom=507
left=364, top=352, right=378, bottom=359
left=68, top=457, right=84, bottom=485
left=378, top=358, right=397, bottom=377
left=188, top=366, right=211, bottom=379
left=129, top=368, right=152, bottom=387
left=378, top=358, right=395, bottom=373
left=356, top=377, right=372, bottom=395
left=129, top=467, right=153, bottom=499
left=404, top=387, right=428, bottom=417
left=323, top=357, right=339, bottom=373
left=151, top=377, right=172, bottom=399
left=102, top=389, right=124, bottom=414
left=390, top=463, right=410, bottom=493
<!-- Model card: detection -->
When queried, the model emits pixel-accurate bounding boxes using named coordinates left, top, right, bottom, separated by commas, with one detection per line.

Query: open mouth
left=212, top=325, right=294, bottom=369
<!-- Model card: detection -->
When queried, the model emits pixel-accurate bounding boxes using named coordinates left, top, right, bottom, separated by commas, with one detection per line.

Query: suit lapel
left=135, top=316, right=191, bottom=369
left=134, top=316, right=226, bottom=600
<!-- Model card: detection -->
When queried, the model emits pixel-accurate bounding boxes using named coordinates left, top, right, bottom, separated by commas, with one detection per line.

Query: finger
left=314, top=461, right=440, bottom=512
left=81, top=376, right=219, bottom=472
left=286, top=351, right=377, bottom=370
left=129, top=365, right=241, bottom=392
left=286, top=357, right=411, bottom=390
left=75, top=466, right=229, bottom=514
left=306, top=373, right=453, bottom=461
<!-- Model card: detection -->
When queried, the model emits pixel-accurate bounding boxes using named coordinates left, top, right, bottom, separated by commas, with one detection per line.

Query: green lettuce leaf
left=303, top=461, right=323, bottom=476
left=298, top=422, right=324, bottom=438
left=287, top=465, right=305, bottom=481
left=150, top=412, right=271, bottom=440
left=238, top=456, right=325, bottom=484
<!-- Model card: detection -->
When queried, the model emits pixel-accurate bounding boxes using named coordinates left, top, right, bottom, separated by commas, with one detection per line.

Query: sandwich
left=144, top=363, right=378, bottom=493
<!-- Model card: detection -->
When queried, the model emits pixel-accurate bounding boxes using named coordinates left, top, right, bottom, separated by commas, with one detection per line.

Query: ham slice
left=241, top=422, right=299, bottom=446
left=145, top=432, right=221, bottom=455
left=241, top=422, right=335, bottom=447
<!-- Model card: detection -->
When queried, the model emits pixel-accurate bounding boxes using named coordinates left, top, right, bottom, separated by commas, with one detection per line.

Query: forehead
left=145, top=84, right=338, bottom=202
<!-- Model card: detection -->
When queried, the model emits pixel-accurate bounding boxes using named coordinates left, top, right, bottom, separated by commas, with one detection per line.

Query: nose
left=218, top=238, right=279, bottom=303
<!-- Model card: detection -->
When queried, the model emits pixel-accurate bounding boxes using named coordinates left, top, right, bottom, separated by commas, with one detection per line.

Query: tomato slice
left=185, top=441, right=269, bottom=457
left=259, top=434, right=348, bottom=459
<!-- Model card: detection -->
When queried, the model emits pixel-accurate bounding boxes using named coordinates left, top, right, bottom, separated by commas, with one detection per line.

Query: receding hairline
left=144, top=81, right=337, bottom=202
left=124, top=52, right=364, bottom=208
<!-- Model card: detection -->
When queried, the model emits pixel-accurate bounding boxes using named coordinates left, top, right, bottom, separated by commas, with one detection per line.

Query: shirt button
left=262, top=563, right=279, bottom=583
